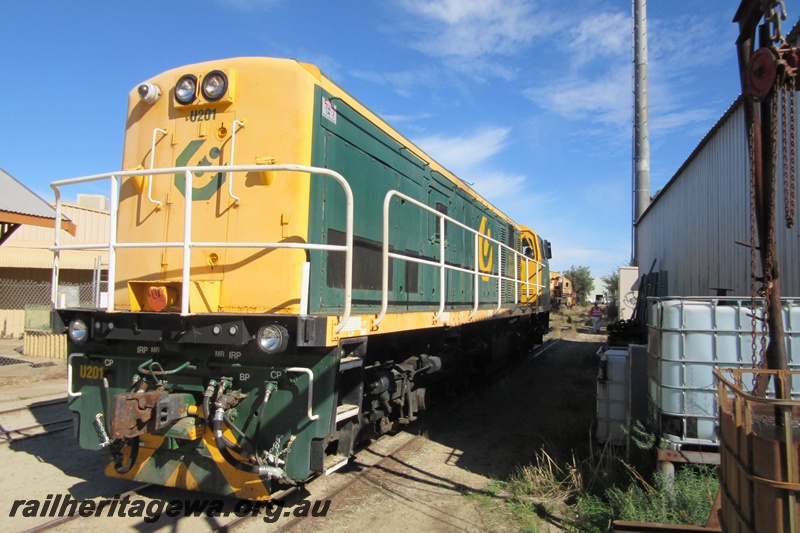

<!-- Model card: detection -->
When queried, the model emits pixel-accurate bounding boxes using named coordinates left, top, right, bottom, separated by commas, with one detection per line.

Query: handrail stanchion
left=341, top=171, right=354, bottom=334
left=50, top=187, right=63, bottom=308
left=107, top=175, right=120, bottom=311
left=181, top=170, right=192, bottom=315
left=471, top=233, right=479, bottom=318
left=434, top=216, right=446, bottom=322
left=513, top=251, right=519, bottom=304
left=377, top=193, right=393, bottom=326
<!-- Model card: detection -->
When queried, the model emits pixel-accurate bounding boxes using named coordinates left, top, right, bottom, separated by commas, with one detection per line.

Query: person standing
left=589, top=302, right=604, bottom=334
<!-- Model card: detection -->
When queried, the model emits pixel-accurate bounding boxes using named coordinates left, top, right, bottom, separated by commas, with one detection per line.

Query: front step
left=335, top=403, right=360, bottom=423
left=323, top=454, right=350, bottom=475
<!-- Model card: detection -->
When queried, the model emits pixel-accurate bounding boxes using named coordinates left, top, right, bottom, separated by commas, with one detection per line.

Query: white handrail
left=148, top=128, right=167, bottom=210
left=227, top=120, right=244, bottom=205
left=51, top=164, right=355, bottom=334
left=375, top=190, right=544, bottom=327
left=107, top=175, right=120, bottom=311
left=286, top=367, right=320, bottom=421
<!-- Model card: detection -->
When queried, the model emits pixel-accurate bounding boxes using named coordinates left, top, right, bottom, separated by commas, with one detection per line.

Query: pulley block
left=745, top=45, right=800, bottom=102
left=745, top=47, right=780, bottom=102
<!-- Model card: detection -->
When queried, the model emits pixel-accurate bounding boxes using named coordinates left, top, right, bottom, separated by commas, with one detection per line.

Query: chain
left=264, top=433, right=296, bottom=466
left=748, top=120, right=759, bottom=389
left=786, top=77, right=797, bottom=228
left=782, top=84, right=790, bottom=222
left=761, top=93, right=780, bottom=363
left=762, top=0, right=788, bottom=44
left=268, top=434, right=282, bottom=459
left=281, top=435, right=296, bottom=457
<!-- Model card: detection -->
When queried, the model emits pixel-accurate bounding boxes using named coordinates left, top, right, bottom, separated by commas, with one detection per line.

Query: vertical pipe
left=632, top=0, right=651, bottom=264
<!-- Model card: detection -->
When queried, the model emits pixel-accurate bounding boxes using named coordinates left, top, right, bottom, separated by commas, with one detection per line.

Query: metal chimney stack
left=632, top=0, right=651, bottom=264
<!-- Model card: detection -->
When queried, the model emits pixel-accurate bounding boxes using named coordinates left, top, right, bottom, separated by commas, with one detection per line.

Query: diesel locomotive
left=51, top=57, right=551, bottom=500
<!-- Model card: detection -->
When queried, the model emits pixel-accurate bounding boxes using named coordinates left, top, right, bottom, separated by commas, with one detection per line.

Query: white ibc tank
left=596, top=348, right=628, bottom=445
left=648, top=297, right=800, bottom=446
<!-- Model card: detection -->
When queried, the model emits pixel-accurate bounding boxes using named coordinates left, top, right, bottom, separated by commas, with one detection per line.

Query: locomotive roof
left=298, top=59, right=522, bottom=230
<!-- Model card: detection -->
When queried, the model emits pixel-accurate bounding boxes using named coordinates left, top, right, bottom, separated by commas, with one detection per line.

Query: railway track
left=221, top=339, right=560, bottom=531
left=6, top=340, right=559, bottom=531
left=0, top=397, right=71, bottom=444
left=20, top=484, right=156, bottom=533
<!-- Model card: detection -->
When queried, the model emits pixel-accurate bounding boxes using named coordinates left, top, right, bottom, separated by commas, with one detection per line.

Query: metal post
left=632, top=0, right=651, bottom=264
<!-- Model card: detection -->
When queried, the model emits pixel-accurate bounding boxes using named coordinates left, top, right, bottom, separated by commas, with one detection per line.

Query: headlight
left=174, top=74, right=197, bottom=105
left=137, top=83, right=161, bottom=105
left=201, top=70, right=228, bottom=102
left=256, top=325, right=289, bottom=354
left=68, top=319, right=89, bottom=344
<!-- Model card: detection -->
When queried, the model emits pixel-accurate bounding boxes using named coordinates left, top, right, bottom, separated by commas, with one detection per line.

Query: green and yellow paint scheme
left=56, top=58, right=550, bottom=500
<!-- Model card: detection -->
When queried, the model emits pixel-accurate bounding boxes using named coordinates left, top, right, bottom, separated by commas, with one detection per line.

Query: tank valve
left=93, top=413, right=111, bottom=448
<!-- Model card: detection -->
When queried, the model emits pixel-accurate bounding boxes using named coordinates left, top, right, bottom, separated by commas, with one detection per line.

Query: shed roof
left=0, top=167, right=76, bottom=240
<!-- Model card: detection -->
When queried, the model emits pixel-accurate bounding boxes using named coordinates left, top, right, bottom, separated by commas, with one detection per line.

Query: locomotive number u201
left=189, top=108, right=218, bottom=122
left=79, top=365, right=103, bottom=380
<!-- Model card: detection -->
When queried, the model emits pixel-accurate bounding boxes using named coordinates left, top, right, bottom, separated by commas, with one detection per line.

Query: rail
left=375, top=190, right=543, bottom=326
left=50, top=165, right=355, bottom=334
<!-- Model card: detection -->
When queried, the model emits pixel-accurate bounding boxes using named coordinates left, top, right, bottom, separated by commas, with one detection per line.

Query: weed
left=483, top=433, right=718, bottom=531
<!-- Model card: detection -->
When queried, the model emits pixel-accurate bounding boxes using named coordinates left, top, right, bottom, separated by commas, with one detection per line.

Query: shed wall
left=638, top=100, right=800, bottom=297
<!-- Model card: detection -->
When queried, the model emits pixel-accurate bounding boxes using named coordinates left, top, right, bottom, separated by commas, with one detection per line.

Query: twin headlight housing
left=174, top=70, right=229, bottom=105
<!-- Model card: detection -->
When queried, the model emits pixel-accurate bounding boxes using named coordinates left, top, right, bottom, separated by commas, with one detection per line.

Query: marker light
left=256, top=325, right=289, bottom=354
left=174, top=74, right=197, bottom=105
left=137, top=83, right=161, bottom=105
left=201, top=70, right=228, bottom=102
left=68, top=319, right=89, bottom=344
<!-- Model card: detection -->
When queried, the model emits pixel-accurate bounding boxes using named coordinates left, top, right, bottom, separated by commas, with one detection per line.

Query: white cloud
left=414, top=127, right=511, bottom=172
left=568, top=11, right=630, bottom=67
left=391, top=0, right=562, bottom=80
left=411, top=127, right=543, bottom=205
left=396, top=0, right=547, bottom=59
left=525, top=64, right=631, bottom=127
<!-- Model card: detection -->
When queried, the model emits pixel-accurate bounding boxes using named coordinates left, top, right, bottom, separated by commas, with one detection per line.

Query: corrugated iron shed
left=0, top=167, right=76, bottom=240
left=637, top=96, right=800, bottom=297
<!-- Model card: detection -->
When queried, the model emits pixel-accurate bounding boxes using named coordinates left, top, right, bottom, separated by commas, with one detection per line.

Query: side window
left=522, top=238, right=535, bottom=259
left=435, top=203, right=448, bottom=238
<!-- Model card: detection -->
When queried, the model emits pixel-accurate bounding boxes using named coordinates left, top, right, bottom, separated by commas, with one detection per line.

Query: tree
left=564, top=265, right=593, bottom=304
left=601, top=271, right=619, bottom=302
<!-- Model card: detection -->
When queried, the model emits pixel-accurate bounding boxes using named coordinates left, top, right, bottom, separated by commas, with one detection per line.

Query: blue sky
left=1, top=0, right=748, bottom=279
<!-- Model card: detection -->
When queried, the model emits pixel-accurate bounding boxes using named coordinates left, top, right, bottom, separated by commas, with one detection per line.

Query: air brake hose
left=254, top=382, right=278, bottom=452
left=212, top=408, right=293, bottom=483
left=204, top=380, right=250, bottom=457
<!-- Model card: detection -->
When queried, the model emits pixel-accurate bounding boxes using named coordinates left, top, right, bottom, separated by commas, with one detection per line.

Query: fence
left=0, top=278, right=95, bottom=338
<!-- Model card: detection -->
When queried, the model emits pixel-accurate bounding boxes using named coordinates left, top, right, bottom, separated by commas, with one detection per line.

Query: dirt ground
left=0, top=309, right=605, bottom=532
left=262, top=311, right=603, bottom=532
